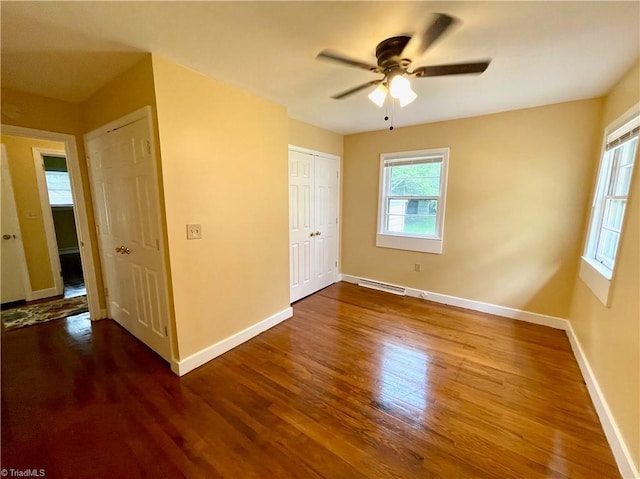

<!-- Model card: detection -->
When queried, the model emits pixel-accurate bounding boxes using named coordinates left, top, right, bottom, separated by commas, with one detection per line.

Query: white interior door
left=1, top=146, right=30, bottom=303
left=289, top=149, right=339, bottom=303
left=86, top=110, right=171, bottom=361
left=314, top=155, right=338, bottom=291
left=289, top=151, right=315, bottom=302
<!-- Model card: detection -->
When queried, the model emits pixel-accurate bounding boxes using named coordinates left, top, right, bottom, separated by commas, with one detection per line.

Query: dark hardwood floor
left=1, top=282, right=619, bottom=478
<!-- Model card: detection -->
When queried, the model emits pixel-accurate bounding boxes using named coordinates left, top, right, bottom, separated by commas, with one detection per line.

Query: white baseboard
left=340, top=274, right=567, bottom=329
left=340, top=273, right=637, bottom=477
left=566, top=324, right=639, bottom=479
left=172, top=307, right=293, bottom=376
left=26, top=287, right=59, bottom=301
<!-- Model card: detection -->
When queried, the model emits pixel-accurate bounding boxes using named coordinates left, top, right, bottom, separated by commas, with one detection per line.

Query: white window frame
left=580, top=104, right=639, bottom=306
left=376, top=148, right=449, bottom=254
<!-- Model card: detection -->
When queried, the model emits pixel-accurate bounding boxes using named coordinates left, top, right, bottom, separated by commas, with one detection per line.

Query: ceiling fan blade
left=317, top=50, right=379, bottom=72
left=402, top=13, right=457, bottom=58
left=413, top=61, right=491, bottom=77
left=331, top=79, right=383, bottom=100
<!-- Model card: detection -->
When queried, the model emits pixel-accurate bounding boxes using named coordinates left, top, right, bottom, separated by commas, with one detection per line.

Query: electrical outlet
left=186, top=224, right=202, bottom=240
left=414, top=263, right=421, bottom=272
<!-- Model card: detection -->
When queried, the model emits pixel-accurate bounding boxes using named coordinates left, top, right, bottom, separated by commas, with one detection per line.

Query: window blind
left=606, top=115, right=640, bottom=151
left=384, top=156, right=443, bottom=167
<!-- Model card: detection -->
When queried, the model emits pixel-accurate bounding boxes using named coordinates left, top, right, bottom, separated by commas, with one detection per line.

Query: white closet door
left=314, top=155, right=338, bottom=291
left=289, top=149, right=339, bottom=303
left=289, top=151, right=315, bottom=302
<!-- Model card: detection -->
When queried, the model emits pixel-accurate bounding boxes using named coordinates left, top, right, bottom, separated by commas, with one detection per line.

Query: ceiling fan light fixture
left=399, top=88, right=417, bottom=107
left=389, top=74, right=417, bottom=107
left=368, top=84, right=388, bottom=107
left=389, top=74, right=410, bottom=99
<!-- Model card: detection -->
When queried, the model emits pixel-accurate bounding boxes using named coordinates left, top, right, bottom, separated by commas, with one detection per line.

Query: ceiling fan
left=316, top=13, right=491, bottom=108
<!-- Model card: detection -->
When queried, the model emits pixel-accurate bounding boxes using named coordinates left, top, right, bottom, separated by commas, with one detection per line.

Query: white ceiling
left=1, top=1, right=639, bottom=134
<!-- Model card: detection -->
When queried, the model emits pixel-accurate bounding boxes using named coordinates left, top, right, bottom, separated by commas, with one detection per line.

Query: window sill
left=376, top=233, right=443, bottom=254
left=579, top=257, right=612, bottom=307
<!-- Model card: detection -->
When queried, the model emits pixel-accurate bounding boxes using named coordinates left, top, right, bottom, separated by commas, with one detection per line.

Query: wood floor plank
left=1, top=282, right=620, bottom=478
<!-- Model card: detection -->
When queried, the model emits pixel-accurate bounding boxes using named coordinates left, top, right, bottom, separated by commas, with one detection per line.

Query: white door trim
left=288, top=145, right=340, bottom=162
left=1, top=144, right=32, bottom=302
left=1, top=124, right=102, bottom=319
left=31, top=147, right=65, bottom=297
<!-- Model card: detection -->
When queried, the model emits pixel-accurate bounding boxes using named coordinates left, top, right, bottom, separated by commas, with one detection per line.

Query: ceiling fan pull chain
left=389, top=98, right=395, bottom=130
left=383, top=97, right=395, bottom=130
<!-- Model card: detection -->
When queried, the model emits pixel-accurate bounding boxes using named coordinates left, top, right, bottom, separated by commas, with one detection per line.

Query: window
left=45, top=171, right=74, bottom=206
left=377, top=148, right=449, bottom=253
left=581, top=109, right=638, bottom=305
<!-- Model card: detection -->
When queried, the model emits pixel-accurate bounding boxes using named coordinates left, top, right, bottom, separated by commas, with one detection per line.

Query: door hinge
left=156, top=239, right=160, bottom=250
left=105, top=287, right=109, bottom=297
left=146, top=140, right=152, bottom=155
left=164, top=325, right=168, bottom=337
left=335, top=261, right=337, bottom=267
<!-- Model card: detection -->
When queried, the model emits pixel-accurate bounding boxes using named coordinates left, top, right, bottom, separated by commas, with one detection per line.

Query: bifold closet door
left=289, top=150, right=338, bottom=303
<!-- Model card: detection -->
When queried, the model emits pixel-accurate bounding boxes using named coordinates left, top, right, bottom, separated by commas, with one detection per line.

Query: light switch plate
left=186, top=224, right=202, bottom=240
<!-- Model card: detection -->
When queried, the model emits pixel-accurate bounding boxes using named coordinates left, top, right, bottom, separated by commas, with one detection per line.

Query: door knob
left=309, top=232, right=316, bottom=237
left=115, top=246, right=123, bottom=253
left=2, top=234, right=12, bottom=240
left=123, top=247, right=131, bottom=254
left=315, top=231, right=322, bottom=236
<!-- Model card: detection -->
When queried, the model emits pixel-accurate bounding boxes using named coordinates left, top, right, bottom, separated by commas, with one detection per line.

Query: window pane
left=45, top=171, right=73, bottom=206
left=385, top=199, right=437, bottom=235
left=596, top=228, right=619, bottom=267
left=602, top=198, right=626, bottom=232
left=620, top=137, right=638, bottom=166
left=388, top=163, right=441, bottom=196
left=610, top=138, right=637, bottom=195
left=386, top=215, right=436, bottom=235
left=614, top=164, right=633, bottom=196
left=405, top=215, right=436, bottom=235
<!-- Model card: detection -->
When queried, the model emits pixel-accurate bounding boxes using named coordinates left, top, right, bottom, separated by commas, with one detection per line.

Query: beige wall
left=152, top=55, right=290, bottom=359
left=82, top=55, right=158, bottom=133
left=1, top=88, right=82, bottom=135
left=569, top=61, right=640, bottom=470
left=288, top=118, right=343, bottom=157
left=342, top=99, right=603, bottom=318
left=1, top=135, right=65, bottom=291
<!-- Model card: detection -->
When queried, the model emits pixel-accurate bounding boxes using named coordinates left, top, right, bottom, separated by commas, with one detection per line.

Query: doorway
left=36, top=149, right=86, bottom=298
left=0, top=125, right=101, bottom=319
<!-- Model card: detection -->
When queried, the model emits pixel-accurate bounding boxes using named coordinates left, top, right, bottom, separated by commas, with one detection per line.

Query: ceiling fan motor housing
left=375, top=36, right=411, bottom=71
